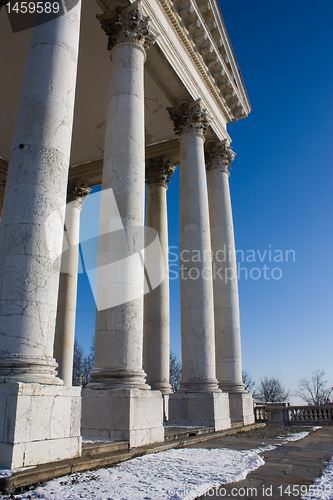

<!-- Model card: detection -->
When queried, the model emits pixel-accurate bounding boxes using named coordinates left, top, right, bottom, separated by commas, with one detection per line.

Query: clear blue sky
left=75, top=0, right=333, bottom=401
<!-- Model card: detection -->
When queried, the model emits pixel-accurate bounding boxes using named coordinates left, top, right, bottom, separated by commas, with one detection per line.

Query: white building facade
left=0, top=0, right=254, bottom=469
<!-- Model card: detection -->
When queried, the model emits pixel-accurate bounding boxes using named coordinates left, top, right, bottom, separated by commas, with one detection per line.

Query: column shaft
left=89, top=7, right=157, bottom=390
left=167, top=100, right=220, bottom=393
left=144, top=160, right=174, bottom=397
left=178, top=131, right=219, bottom=391
left=90, top=42, right=147, bottom=389
left=54, top=183, right=90, bottom=386
left=206, top=142, right=244, bottom=392
left=0, top=6, right=82, bottom=384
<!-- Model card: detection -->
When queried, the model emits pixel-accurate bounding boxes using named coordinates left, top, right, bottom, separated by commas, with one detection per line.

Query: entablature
left=96, top=0, right=251, bottom=123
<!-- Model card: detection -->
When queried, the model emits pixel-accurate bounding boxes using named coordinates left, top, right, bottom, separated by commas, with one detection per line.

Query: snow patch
left=0, top=448, right=264, bottom=500
left=253, top=428, right=314, bottom=454
left=302, top=456, right=333, bottom=500
left=0, top=467, right=34, bottom=479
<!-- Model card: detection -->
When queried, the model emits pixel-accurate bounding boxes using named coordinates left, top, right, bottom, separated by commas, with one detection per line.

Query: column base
left=81, top=388, right=164, bottom=448
left=0, top=355, right=63, bottom=385
left=0, top=383, right=81, bottom=469
left=219, top=382, right=245, bottom=393
left=228, top=392, right=255, bottom=425
left=88, top=368, right=150, bottom=390
left=148, top=383, right=172, bottom=422
left=168, top=391, right=231, bottom=431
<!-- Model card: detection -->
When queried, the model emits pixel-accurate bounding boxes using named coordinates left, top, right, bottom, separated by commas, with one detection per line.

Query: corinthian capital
left=167, top=99, right=211, bottom=136
left=97, top=2, right=158, bottom=52
left=67, top=181, right=91, bottom=207
left=146, top=157, right=176, bottom=187
left=206, top=139, right=236, bottom=175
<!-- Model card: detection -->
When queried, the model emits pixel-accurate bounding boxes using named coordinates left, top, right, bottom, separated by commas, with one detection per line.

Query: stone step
left=164, top=426, right=215, bottom=441
left=231, top=422, right=244, bottom=428
left=82, top=439, right=129, bottom=457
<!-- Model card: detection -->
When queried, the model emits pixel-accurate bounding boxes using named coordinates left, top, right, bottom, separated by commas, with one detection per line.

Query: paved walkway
left=194, top=426, right=333, bottom=499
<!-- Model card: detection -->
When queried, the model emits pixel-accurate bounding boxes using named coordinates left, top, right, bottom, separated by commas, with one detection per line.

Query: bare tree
left=170, top=352, right=182, bottom=392
left=81, top=352, right=94, bottom=387
left=254, top=376, right=289, bottom=403
left=72, top=338, right=83, bottom=386
left=297, top=370, right=333, bottom=406
left=72, top=338, right=95, bottom=387
left=242, top=370, right=255, bottom=393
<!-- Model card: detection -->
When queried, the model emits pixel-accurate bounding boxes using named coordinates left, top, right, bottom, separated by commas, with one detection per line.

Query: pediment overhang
left=96, top=0, right=251, bottom=122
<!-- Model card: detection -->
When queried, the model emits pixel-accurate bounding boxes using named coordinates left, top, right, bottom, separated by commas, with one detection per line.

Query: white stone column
left=81, top=4, right=164, bottom=448
left=54, top=182, right=90, bottom=386
left=206, top=140, right=254, bottom=425
left=167, top=101, right=230, bottom=430
left=0, top=5, right=82, bottom=468
left=0, top=5, right=81, bottom=385
left=144, top=158, right=175, bottom=420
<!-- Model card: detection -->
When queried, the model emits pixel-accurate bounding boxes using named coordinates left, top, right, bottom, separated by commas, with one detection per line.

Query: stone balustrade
left=254, top=404, right=268, bottom=422
left=288, top=405, right=333, bottom=425
left=254, top=403, right=333, bottom=426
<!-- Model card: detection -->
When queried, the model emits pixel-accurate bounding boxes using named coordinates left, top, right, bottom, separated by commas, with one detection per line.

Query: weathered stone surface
left=169, top=392, right=231, bottom=431
left=144, top=158, right=175, bottom=410
left=81, top=388, right=164, bottom=448
left=206, top=140, right=244, bottom=394
left=89, top=23, right=155, bottom=391
left=168, top=100, right=219, bottom=394
left=0, top=0, right=255, bottom=457
left=81, top=6, right=165, bottom=448
left=54, top=183, right=90, bottom=386
left=228, top=392, right=255, bottom=425
left=0, top=1, right=82, bottom=386
left=0, top=2, right=82, bottom=469
left=0, top=383, right=81, bottom=468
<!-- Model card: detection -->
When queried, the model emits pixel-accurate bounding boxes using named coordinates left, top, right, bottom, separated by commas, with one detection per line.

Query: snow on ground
left=0, top=428, right=324, bottom=500
left=279, top=430, right=315, bottom=444
left=302, top=456, right=333, bottom=500
left=1, top=448, right=264, bottom=500
left=252, top=428, right=315, bottom=454
left=0, top=467, right=34, bottom=478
